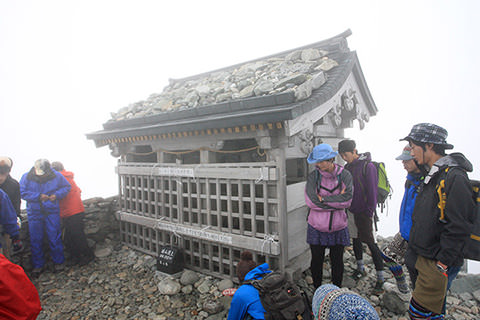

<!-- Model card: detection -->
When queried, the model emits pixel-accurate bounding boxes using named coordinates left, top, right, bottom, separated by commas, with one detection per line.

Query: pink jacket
left=305, top=165, right=353, bottom=232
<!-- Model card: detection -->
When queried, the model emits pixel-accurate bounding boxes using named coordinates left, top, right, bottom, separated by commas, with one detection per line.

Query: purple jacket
left=305, top=164, right=353, bottom=232
left=344, top=152, right=378, bottom=217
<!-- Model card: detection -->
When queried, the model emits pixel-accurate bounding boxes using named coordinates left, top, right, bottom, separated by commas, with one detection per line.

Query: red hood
left=60, top=170, right=74, bottom=180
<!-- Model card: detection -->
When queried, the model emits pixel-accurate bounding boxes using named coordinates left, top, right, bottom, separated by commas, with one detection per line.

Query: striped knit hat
left=312, top=284, right=379, bottom=320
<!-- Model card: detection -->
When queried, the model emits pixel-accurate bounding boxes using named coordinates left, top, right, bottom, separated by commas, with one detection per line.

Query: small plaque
left=156, top=246, right=184, bottom=274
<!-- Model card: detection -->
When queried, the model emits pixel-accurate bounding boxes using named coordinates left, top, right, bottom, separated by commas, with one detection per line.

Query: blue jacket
left=0, top=189, right=19, bottom=245
left=227, top=263, right=271, bottom=320
left=20, top=168, right=71, bottom=216
left=399, top=172, right=422, bottom=241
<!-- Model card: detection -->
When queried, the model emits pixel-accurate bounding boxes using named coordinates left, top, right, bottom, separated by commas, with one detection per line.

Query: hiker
left=236, top=250, right=257, bottom=283
left=51, top=162, right=95, bottom=266
left=20, top=159, right=71, bottom=277
left=312, top=284, right=380, bottom=319
left=338, top=139, right=385, bottom=294
left=400, top=123, right=474, bottom=319
left=381, top=145, right=423, bottom=294
left=0, top=157, right=21, bottom=217
left=0, top=156, right=23, bottom=258
left=305, top=143, right=353, bottom=288
left=0, top=253, right=42, bottom=319
left=228, top=252, right=271, bottom=320
left=0, top=189, right=22, bottom=258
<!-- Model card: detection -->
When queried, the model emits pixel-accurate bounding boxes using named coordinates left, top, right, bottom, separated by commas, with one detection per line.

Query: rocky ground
left=18, top=235, right=480, bottom=320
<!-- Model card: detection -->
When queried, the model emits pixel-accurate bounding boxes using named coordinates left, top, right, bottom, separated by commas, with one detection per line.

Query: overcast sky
left=1, top=0, right=479, bottom=272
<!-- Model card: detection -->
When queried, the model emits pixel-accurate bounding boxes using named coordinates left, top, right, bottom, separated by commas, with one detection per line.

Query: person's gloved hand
left=12, top=239, right=23, bottom=254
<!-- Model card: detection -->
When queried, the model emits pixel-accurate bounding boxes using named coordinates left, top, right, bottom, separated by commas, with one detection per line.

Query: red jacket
left=0, top=254, right=42, bottom=319
left=58, top=170, right=85, bottom=218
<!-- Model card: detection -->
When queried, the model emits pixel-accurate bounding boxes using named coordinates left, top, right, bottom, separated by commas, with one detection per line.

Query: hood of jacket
left=243, top=263, right=271, bottom=282
left=357, top=152, right=372, bottom=163
left=436, top=152, right=473, bottom=172
left=424, top=152, right=472, bottom=184
left=60, top=170, right=74, bottom=180
left=26, top=167, right=56, bottom=183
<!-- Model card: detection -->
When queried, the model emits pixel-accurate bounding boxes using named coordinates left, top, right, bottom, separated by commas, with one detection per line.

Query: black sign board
left=156, top=246, right=184, bottom=274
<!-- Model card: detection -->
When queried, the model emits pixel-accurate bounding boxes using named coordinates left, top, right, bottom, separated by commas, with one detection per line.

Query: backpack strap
left=357, top=161, right=370, bottom=203
left=436, top=167, right=450, bottom=223
left=315, top=170, right=342, bottom=194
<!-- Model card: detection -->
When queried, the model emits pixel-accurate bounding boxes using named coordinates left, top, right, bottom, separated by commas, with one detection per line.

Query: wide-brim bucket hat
left=307, top=143, right=338, bottom=164
left=400, top=123, right=453, bottom=149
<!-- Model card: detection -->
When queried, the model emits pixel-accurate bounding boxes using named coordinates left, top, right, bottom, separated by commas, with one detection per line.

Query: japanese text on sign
left=156, top=221, right=233, bottom=244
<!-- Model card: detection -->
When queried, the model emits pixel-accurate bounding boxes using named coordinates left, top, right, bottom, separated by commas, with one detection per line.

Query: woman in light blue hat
left=305, top=143, right=353, bottom=289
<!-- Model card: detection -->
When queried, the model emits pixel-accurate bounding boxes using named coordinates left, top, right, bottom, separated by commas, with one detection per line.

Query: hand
left=436, top=261, right=448, bottom=269
left=317, top=195, right=323, bottom=202
left=40, top=194, right=49, bottom=201
left=49, top=194, right=57, bottom=201
left=12, top=239, right=23, bottom=254
left=436, top=261, right=448, bottom=277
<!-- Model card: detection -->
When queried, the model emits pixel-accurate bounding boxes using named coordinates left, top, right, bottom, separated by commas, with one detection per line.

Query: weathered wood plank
left=117, top=163, right=278, bottom=181
left=286, top=182, right=306, bottom=212
left=119, top=212, right=281, bottom=255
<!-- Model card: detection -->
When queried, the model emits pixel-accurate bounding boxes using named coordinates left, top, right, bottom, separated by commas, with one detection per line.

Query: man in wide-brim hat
left=400, top=123, right=474, bottom=318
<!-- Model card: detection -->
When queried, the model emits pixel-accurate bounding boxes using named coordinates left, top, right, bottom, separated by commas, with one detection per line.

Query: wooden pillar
left=157, top=151, right=165, bottom=164
left=267, top=144, right=288, bottom=271
left=200, top=149, right=215, bottom=164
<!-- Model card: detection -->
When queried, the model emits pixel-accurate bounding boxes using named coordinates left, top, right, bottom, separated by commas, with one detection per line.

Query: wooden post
left=267, top=145, right=288, bottom=271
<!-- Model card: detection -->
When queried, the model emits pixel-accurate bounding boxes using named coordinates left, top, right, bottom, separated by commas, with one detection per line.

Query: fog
left=1, top=0, right=479, bottom=272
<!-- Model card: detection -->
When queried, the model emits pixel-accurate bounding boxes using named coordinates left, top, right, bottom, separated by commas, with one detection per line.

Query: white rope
left=255, top=168, right=265, bottom=184
left=149, top=163, right=161, bottom=178
left=260, top=234, right=277, bottom=256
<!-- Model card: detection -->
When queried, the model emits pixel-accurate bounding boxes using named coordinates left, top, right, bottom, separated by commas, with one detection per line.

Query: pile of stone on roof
left=110, top=48, right=338, bottom=121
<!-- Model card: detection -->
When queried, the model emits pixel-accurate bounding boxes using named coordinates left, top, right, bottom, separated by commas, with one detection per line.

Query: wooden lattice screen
left=117, top=162, right=282, bottom=279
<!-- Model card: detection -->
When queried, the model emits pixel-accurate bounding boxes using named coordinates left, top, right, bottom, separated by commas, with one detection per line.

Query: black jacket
left=0, top=175, right=21, bottom=217
left=408, top=153, right=474, bottom=267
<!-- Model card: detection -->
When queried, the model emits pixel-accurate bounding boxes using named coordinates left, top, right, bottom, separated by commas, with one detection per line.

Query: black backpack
left=244, top=271, right=312, bottom=320
left=466, top=180, right=480, bottom=261
left=436, top=168, right=480, bottom=261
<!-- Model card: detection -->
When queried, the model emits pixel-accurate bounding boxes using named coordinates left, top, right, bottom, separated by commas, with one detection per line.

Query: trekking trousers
left=28, top=212, right=65, bottom=268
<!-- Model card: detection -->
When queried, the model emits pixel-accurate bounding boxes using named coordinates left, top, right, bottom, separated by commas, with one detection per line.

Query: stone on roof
left=110, top=48, right=338, bottom=122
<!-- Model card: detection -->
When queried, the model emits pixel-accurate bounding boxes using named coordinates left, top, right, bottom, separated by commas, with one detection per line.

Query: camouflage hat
left=400, top=123, right=453, bottom=149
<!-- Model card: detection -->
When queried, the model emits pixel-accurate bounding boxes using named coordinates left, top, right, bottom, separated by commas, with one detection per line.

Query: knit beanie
left=312, top=284, right=379, bottom=320
left=236, top=251, right=257, bottom=283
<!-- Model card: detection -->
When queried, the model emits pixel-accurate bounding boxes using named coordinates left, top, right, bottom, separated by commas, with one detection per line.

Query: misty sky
left=1, top=0, right=479, bottom=272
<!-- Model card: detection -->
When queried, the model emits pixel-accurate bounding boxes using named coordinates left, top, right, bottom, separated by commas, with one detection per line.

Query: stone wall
left=15, top=196, right=120, bottom=270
